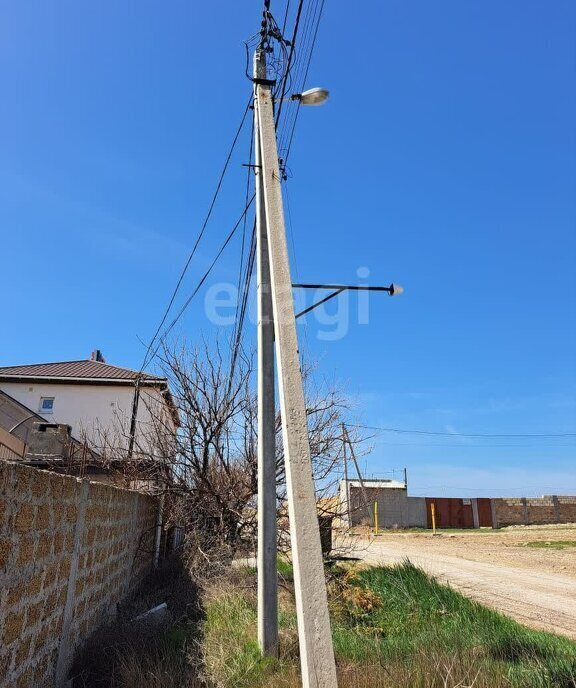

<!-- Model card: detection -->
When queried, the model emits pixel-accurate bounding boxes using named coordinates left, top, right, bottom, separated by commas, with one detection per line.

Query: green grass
left=233, top=556, right=294, bottom=578
left=202, top=562, right=576, bottom=688
left=362, top=527, right=496, bottom=534
left=333, top=563, right=576, bottom=685
left=276, top=556, right=294, bottom=578
left=525, top=540, right=576, bottom=550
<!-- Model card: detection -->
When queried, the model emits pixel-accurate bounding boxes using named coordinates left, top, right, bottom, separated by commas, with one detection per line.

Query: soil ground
left=337, top=525, right=576, bottom=640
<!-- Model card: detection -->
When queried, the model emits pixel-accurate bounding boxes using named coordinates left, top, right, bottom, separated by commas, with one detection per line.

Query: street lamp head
left=389, top=283, right=404, bottom=296
left=291, top=87, right=330, bottom=106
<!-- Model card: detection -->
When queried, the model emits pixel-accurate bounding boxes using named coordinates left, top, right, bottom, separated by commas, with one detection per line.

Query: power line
left=133, top=0, right=326, bottom=443
left=144, top=194, right=256, bottom=365
left=143, top=0, right=326, bottom=374
left=358, top=442, right=576, bottom=448
left=226, top=0, right=310, bottom=382
left=232, top=117, right=255, bottom=345
left=282, top=0, right=325, bottom=169
left=270, top=0, right=325, bottom=172
left=228, top=223, right=256, bottom=389
left=277, top=0, right=321, bottom=150
left=281, top=0, right=292, bottom=35
left=348, top=423, right=576, bottom=439
left=274, top=0, right=304, bottom=132
left=139, top=97, right=252, bottom=372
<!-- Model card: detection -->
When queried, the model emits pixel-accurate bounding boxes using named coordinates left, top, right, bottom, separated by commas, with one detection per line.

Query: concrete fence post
left=471, top=499, right=480, bottom=529
left=55, top=479, right=90, bottom=687
left=551, top=495, right=560, bottom=523
left=490, top=499, right=499, bottom=529
left=521, top=497, right=528, bottom=525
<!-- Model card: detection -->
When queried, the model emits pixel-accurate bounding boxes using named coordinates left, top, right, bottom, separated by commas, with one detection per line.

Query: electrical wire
left=221, top=0, right=325, bottom=384
left=276, top=0, right=320, bottom=153
left=227, top=225, right=256, bottom=390
left=232, top=118, right=255, bottom=346
left=347, top=424, right=576, bottom=439
left=140, top=0, right=327, bottom=376
left=281, top=0, right=292, bottom=36
left=226, top=0, right=305, bottom=383
left=144, top=194, right=256, bottom=365
left=352, top=442, right=576, bottom=448
left=139, top=97, right=252, bottom=372
left=274, top=0, right=304, bottom=132
left=282, top=0, right=325, bottom=169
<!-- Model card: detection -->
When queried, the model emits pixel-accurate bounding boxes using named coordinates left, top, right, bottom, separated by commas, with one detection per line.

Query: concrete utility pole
left=127, top=375, right=141, bottom=459
left=342, top=423, right=351, bottom=527
left=255, top=49, right=278, bottom=658
left=343, top=425, right=374, bottom=527
left=254, top=48, right=338, bottom=688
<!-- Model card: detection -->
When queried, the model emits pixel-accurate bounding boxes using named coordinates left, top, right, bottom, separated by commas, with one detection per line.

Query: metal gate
left=426, top=498, right=474, bottom=528
left=476, top=498, right=493, bottom=527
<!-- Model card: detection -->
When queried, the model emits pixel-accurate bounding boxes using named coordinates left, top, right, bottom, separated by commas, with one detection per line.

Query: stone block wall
left=347, top=487, right=427, bottom=528
left=0, top=461, right=158, bottom=687
left=493, top=496, right=576, bottom=527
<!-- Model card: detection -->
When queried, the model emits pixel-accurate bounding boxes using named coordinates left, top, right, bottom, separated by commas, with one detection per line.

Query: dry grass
left=70, top=559, right=203, bottom=688
left=202, top=562, right=576, bottom=688
left=70, top=558, right=576, bottom=688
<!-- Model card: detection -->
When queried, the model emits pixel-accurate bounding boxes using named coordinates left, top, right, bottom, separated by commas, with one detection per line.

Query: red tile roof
left=0, top=360, right=165, bottom=383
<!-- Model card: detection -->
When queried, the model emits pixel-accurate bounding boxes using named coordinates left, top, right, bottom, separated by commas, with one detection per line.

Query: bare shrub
left=80, top=337, right=368, bottom=575
left=155, top=339, right=360, bottom=577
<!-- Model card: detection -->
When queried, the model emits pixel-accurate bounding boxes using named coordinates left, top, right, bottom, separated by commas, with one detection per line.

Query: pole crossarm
left=293, top=283, right=399, bottom=319
left=293, top=283, right=396, bottom=292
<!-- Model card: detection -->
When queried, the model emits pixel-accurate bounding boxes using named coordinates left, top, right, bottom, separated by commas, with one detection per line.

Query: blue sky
left=1, top=1, right=575, bottom=496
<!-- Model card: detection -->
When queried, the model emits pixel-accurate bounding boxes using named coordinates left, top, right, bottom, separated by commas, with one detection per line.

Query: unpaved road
left=344, top=529, right=576, bottom=640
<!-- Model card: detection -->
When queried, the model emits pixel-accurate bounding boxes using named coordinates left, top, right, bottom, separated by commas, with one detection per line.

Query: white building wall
left=0, top=382, right=174, bottom=455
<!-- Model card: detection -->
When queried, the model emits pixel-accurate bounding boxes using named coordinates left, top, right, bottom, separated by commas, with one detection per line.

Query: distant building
left=339, top=478, right=576, bottom=529
left=0, top=353, right=179, bottom=481
left=339, top=478, right=427, bottom=528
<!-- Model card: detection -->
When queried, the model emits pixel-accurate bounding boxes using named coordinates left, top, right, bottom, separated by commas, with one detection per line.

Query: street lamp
left=292, top=282, right=404, bottom=319
left=291, top=87, right=330, bottom=105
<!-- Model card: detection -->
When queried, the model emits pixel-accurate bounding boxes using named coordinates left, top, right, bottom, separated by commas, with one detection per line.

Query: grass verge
left=525, top=540, right=576, bottom=550
left=203, top=561, right=576, bottom=688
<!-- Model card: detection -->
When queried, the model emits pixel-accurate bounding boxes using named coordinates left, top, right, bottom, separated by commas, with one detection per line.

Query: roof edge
left=0, top=375, right=167, bottom=386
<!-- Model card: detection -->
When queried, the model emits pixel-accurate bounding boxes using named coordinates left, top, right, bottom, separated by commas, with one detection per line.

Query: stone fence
left=342, top=484, right=576, bottom=530
left=493, top=496, right=576, bottom=527
left=0, top=461, right=158, bottom=687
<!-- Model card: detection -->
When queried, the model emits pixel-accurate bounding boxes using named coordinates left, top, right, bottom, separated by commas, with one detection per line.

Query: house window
left=39, top=397, right=55, bottom=414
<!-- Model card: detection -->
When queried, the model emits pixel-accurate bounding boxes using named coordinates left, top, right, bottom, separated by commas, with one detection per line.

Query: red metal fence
left=425, top=497, right=495, bottom=528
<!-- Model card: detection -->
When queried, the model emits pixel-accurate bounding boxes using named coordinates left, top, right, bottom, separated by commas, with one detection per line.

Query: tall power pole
left=254, top=47, right=338, bottom=688
left=255, top=49, right=278, bottom=658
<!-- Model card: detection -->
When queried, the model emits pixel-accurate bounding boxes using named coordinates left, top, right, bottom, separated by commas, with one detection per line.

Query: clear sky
left=1, top=1, right=575, bottom=496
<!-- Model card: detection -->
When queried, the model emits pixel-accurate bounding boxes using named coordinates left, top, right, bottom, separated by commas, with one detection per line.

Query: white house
left=0, top=353, right=179, bottom=460
left=339, top=478, right=427, bottom=529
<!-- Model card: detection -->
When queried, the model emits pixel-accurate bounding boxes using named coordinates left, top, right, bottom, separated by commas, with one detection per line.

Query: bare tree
left=83, top=338, right=367, bottom=572
left=155, top=339, right=356, bottom=572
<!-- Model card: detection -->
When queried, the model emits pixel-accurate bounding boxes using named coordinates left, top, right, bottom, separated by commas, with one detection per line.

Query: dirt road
left=344, top=528, right=576, bottom=640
